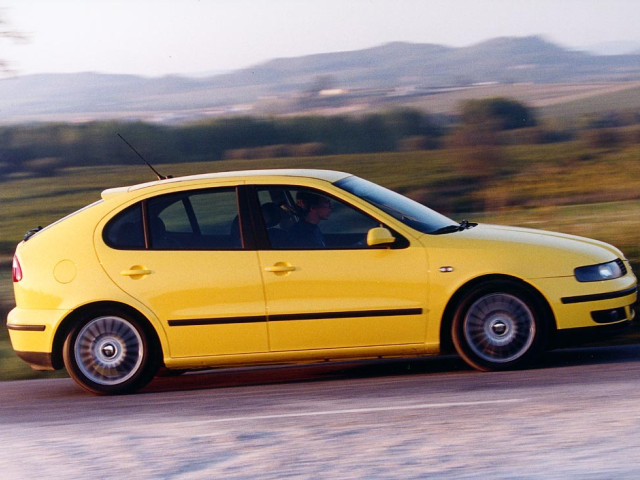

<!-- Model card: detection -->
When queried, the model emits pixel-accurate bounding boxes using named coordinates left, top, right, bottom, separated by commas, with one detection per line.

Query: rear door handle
left=264, top=263, right=296, bottom=274
left=120, top=267, right=153, bottom=278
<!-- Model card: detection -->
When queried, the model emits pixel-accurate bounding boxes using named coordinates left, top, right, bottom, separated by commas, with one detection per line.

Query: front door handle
left=264, top=262, right=296, bottom=274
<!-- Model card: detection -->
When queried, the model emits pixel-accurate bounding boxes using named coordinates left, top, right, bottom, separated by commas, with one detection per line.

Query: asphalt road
left=2, top=345, right=640, bottom=479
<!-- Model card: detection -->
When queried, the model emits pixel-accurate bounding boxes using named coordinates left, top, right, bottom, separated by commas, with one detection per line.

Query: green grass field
left=2, top=144, right=640, bottom=380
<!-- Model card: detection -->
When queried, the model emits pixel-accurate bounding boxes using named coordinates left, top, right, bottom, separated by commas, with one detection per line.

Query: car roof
left=101, top=169, right=352, bottom=200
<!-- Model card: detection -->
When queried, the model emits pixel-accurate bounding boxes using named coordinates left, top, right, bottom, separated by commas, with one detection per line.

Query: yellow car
left=7, top=169, right=637, bottom=394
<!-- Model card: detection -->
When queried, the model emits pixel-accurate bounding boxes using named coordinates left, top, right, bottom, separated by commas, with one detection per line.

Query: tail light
left=12, top=255, right=23, bottom=282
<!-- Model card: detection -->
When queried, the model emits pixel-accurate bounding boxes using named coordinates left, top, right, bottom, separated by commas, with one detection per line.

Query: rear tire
left=452, top=281, right=547, bottom=371
left=63, top=309, right=158, bottom=395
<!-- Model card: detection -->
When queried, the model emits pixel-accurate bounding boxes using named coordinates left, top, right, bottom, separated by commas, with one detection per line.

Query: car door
left=95, top=186, right=268, bottom=358
left=254, top=185, right=429, bottom=352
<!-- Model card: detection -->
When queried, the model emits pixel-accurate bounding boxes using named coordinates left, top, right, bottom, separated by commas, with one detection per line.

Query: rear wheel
left=63, top=309, right=158, bottom=395
left=452, top=281, right=547, bottom=371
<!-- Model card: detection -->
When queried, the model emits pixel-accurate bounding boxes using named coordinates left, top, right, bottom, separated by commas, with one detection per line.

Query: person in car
left=288, top=193, right=333, bottom=247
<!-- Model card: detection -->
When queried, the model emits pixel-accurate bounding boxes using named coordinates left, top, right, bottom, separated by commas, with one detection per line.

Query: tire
left=63, top=309, right=158, bottom=395
left=451, top=281, right=547, bottom=371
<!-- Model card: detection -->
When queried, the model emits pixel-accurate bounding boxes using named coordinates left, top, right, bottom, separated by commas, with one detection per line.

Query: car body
left=7, top=169, right=637, bottom=394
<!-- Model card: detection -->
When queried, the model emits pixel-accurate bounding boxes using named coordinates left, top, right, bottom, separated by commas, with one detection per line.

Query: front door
left=255, top=185, right=429, bottom=352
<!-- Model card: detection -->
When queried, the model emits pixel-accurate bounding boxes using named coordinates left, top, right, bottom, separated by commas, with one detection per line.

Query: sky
left=2, top=0, right=640, bottom=77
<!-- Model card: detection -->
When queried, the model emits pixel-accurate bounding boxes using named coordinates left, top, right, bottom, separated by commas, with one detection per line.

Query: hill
left=1, top=36, right=640, bottom=124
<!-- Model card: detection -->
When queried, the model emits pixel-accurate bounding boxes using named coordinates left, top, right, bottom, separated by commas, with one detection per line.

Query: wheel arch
left=439, top=274, right=557, bottom=355
left=51, top=301, right=164, bottom=370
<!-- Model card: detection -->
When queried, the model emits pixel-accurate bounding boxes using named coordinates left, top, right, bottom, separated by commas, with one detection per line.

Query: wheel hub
left=96, top=336, right=124, bottom=365
left=490, top=318, right=509, bottom=336
left=100, top=342, right=118, bottom=359
left=485, top=314, right=516, bottom=346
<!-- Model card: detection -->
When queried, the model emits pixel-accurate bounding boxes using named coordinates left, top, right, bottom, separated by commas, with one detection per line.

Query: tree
left=0, top=13, right=27, bottom=73
left=448, top=99, right=533, bottom=213
left=461, top=97, right=536, bottom=130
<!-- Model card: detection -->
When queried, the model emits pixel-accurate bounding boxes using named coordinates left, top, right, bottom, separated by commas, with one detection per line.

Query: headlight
left=575, top=260, right=626, bottom=282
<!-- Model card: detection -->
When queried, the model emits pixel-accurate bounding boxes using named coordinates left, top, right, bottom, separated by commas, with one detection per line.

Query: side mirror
left=367, top=227, right=396, bottom=247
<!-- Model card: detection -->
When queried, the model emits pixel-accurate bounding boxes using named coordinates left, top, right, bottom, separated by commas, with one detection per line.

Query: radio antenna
left=117, top=133, right=171, bottom=180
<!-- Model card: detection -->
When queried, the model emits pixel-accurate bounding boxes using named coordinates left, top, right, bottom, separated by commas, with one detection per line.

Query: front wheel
left=452, top=282, right=548, bottom=371
left=63, top=310, right=158, bottom=395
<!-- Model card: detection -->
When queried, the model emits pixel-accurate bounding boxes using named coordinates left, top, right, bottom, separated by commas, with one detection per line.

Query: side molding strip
left=168, top=308, right=423, bottom=327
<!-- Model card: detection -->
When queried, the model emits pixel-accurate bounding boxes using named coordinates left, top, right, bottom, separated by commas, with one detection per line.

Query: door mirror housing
left=367, top=227, right=396, bottom=247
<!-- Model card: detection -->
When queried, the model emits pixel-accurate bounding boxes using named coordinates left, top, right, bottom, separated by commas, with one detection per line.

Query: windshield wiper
left=459, top=219, right=477, bottom=230
left=432, top=220, right=477, bottom=235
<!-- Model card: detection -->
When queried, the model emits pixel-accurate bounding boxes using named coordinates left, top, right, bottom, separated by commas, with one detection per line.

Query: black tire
left=62, top=309, right=158, bottom=395
left=451, top=280, right=547, bottom=371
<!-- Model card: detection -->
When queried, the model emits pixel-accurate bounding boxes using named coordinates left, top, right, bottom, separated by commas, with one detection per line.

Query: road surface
left=2, top=345, right=640, bottom=479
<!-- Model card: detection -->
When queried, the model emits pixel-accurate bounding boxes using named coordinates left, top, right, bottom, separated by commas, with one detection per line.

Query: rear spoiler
left=23, top=226, right=43, bottom=242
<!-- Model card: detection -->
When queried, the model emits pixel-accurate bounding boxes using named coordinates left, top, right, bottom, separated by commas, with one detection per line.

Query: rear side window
left=103, top=188, right=242, bottom=250
left=103, top=204, right=145, bottom=249
left=147, top=189, right=241, bottom=250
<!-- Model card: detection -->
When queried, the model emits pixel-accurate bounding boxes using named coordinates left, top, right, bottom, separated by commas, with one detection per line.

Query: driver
left=288, top=193, right=333, bottom=248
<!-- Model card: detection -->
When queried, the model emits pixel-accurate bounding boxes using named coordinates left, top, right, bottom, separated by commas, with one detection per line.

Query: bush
left=446, top=122, right=501, bottom=148
left=25, top=157, right=63, bottom=177
left=461, top=97, right=537, bottom=130
left=500, top=127, right=574, bottom=145
left=581, top=129, right=621, bottom=149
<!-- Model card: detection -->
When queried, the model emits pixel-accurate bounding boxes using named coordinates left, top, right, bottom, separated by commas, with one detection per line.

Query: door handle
left=264, top=263, right=296, bottom=274
left=120, top=267, right=153, bottom=278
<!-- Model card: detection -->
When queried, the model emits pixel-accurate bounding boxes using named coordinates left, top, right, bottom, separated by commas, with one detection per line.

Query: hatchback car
left=7, top=169, right=637, bottom=394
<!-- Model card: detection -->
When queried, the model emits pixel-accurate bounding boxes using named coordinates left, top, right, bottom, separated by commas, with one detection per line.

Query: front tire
left=63, top=310, right=158, bottom=395
left=452, top=281, right=547, bottom=371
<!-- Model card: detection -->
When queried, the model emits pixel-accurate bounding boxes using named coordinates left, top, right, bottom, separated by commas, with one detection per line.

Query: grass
left=392, top=81, right=640, bottom=117
left=539, top=84, right=640, bottom=119
left=2, top=144, right=640, bottom=380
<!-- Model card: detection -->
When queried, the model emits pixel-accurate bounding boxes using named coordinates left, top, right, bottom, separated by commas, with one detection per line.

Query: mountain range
left=1, top=36, right=640, bottom=124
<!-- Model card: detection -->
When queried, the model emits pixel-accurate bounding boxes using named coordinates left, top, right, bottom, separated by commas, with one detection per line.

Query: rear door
left=95, top=186, right=269, bottom=358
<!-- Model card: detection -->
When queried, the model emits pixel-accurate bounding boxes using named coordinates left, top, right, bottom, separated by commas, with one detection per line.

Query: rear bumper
left=12, top=350, right=56, bottom=371
left=6, top=306, right=68, bottom=370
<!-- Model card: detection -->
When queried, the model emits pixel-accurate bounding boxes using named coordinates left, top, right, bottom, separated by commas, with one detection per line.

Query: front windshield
left=335, top=176, right=456, bottom=234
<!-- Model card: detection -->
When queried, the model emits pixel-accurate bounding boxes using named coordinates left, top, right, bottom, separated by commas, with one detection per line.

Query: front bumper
left=534, top=274, right=637, bottom=330
left=553, top=319, right=636, bottom=348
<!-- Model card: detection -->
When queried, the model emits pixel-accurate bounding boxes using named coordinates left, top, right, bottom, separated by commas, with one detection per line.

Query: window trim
left=102, top=184, right=410, bottom=252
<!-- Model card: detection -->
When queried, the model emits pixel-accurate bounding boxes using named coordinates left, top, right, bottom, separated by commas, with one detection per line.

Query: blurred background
left=2, top=0, right=640, bottom=379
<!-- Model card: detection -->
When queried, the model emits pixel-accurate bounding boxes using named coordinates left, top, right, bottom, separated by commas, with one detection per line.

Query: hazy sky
left=2, top=0, right=640, bottom=77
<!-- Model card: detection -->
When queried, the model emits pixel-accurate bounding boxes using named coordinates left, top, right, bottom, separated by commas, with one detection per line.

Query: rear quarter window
left=103, top=204, right=145, bottom=249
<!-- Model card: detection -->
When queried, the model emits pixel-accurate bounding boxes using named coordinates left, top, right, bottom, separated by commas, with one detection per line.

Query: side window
left=256, top=186, right=380, bottom=250
left=103, top=204, right=145, bottom=249
left=189, top=190, right=239, bottom=236
left=155, top=198, right=193, bottom=234
left=147, top=188, right=241, bottom=250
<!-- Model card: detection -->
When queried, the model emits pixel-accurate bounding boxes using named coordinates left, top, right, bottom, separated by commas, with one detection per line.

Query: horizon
left=2, top=0, right=640, bottom=78
left=3, top=35, right=640, bottom=81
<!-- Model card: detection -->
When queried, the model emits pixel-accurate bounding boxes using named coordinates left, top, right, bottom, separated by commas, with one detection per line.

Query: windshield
left=335, top=176, right=456, bottom=234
